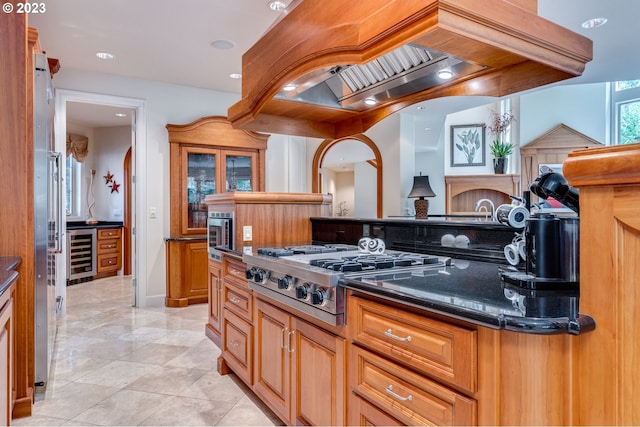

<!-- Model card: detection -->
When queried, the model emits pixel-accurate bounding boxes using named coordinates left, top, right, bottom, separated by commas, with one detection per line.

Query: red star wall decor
left=104, top=171, right=114, bottom=184
left=109, top=180, right=120, bottom=193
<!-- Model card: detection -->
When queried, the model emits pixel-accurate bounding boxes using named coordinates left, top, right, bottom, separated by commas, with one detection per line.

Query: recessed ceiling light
left=268, top=1, right=288, bottom=11
left=283, top=84, right=296, bottom=91
left=438, top=69, right=453, bottom=80
left=96, top=52, right=115, bottom=60
left=364, top=97, right=378, bottom=106
left=115, top=113, right=127, bottom=117
left=581, top=17, right=608, bottom=29
left=211, top=39, right=235, bottom=50
left=229, top=73, right=242, bottom=79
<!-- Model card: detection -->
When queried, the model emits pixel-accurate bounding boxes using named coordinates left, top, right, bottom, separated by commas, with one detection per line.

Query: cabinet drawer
left=224, top=281, right=252, bottom=322
left=97, top=228, right=121, bottom=240
left=98, top=254, right=120, bottom=272
left=224, top=257, right=247, bottom=287
left=97, top=238, right=121, bottom=254
left=222, top=309, right=253, bottom=386
left=349, top=296, right=477, bottom=393
left=350, top=345, right=476, bottom=426
left=349, top=393, right=403, bottom=426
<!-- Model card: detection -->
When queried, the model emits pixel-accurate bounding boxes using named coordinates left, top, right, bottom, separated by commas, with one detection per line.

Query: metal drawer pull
left=281, top=327, right=288, bottom=349
left=229, top=296, right=241, bottom=305
left=385, top=328, right=412, bottom=342
left=386, top=385, right=413, bottom=401
left=287, top=330, right=296, bottom=353
left=229, top=339, right=239, bottom=348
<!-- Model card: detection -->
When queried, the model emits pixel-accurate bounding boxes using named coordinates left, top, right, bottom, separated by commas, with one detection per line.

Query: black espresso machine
left=501, top=172, right=580, bottom=291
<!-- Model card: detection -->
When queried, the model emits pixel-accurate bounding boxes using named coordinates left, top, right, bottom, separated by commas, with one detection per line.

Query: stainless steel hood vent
left=276, top=44, right=487, bottom=111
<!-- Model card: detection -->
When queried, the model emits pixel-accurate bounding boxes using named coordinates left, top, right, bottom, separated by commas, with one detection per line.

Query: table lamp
left=408, top=173, right=435, bottom=219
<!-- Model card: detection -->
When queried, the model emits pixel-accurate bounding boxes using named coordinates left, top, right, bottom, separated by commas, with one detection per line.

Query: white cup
left=504, top=243, right=520, bottom=265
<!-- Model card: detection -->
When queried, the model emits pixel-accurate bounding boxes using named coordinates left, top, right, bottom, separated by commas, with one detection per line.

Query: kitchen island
left=210, top=227, right=595, bottom=425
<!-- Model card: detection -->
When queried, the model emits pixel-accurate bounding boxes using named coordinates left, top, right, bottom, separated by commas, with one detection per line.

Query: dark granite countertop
left=67, top=221, right=123, bottom=230
left=165, top=236, right=207, bottom=242
left=0, top=256, right=21, bottom=298
left=342, top=258, right=595, bottom=335
left=228, top=244, right=595, bottom=335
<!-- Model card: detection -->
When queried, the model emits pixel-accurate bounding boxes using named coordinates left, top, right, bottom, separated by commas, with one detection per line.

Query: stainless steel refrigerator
left=34, top=53, right=63, bottom=387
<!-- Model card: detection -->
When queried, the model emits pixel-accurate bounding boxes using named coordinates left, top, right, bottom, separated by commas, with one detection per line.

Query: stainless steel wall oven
left=208, top=211, right=234, bottom=260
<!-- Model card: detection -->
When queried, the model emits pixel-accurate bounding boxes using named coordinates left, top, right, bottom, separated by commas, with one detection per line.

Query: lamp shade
left=408, top=175, right=435, bottom=199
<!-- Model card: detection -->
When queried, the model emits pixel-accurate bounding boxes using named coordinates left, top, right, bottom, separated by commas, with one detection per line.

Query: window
left=612, top=80, right=640, bottom=144
left=66, top=155, right=81, bottom=218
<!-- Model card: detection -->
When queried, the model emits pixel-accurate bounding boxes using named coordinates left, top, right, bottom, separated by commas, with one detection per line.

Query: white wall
left=92, top=126, right=130, bottom=221
left=334, top=172, right=354, bottom=217
left=265, top=134, right=308, bottom=192
left=366, top=114, right=403, bottom=217
left=353, top=161, right=377, bottom=218
left=520, top=82, right=608, bottom=145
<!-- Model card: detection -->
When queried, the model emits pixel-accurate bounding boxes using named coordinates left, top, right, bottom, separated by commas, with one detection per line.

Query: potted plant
left=487, top=111, right=515, bottom=174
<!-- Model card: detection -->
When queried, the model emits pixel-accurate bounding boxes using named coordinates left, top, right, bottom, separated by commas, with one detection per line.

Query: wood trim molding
left=123, top=147, right=131, bottom=275
left=166, top=116, right=269, bottom=149
left=563, top=143, right=640, bottom=187
left=311, top=134, right=383, bottom=218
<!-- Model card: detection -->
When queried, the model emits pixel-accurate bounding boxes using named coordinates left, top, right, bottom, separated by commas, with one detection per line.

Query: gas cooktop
left=243, top=243, right=451, bottom=326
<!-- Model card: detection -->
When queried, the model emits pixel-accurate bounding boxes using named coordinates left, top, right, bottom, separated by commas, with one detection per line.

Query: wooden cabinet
left=562, top=143, right=640, bottom=425
left=95, top=227, right=122, bottom=278
left=219, top=255, right=254, bottom=385
left=0, top=280, right=15, bottom=426
left=165, top=116, right=268, bottom=307
left=445, top=174, right=520, bottom=215
left=347, top=294, right=477, bottom=426
left=165, top=239, right=208, bottom=307
left=222, top=308, right=253, bottom=386
left=253, top=298, right=346, bottom=426
left=205, top=259, right=222, bottom=347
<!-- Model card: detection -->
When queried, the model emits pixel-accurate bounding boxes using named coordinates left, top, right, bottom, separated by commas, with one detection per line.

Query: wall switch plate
left=243, top=246, right=253, bottom=255
left=243, top=225, right=252, bottom=241
left=149, top=207, right=157, bottom=219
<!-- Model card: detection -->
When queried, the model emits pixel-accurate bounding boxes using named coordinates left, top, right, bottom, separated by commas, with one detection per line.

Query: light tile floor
left=14, top=275, right=282, bottom=426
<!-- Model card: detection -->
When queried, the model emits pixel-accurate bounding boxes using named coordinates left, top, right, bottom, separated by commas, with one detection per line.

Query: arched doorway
left=312, top=134, right=383, bottom=218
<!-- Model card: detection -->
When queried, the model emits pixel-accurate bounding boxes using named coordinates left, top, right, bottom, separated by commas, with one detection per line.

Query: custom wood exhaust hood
left=227, top=0, right=592, bottom=138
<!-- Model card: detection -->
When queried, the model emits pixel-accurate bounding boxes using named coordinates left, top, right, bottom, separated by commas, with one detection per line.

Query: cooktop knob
left=311, top=289, right=324, bottom=305
left=245, top=269, right=254, bottom=280
left=296, top=284, right=308, bottom=300
left=278, top=276, right=293, bottom=290
left=253, top=269, right=265, bottom=283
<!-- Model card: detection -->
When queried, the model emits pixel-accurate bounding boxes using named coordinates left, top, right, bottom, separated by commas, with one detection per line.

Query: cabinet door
left=291, top=317, right=346, bottom=426
left=222, top=309, right=253, bottom=386
left=0, top=294, right=13, bottom=427
left=221, top=150, right=257, bottom=192
left=208, top=259, right=222, bottom=335
left=253, top=298, right=291, bottom=424
left=181, top=146, right=218, bottom=234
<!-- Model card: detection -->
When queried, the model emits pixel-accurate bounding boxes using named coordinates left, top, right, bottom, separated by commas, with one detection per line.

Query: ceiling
left=29, top=1, right=640, bottom=131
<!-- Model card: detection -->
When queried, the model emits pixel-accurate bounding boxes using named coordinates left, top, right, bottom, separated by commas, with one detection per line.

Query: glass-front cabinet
left=166, top=116, right=268, bottom=307
left=169, top=117, right=267, bottom=237
left=181, top=147, right=260, bottom=234
left=185, top=148, right=216, bottom=230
